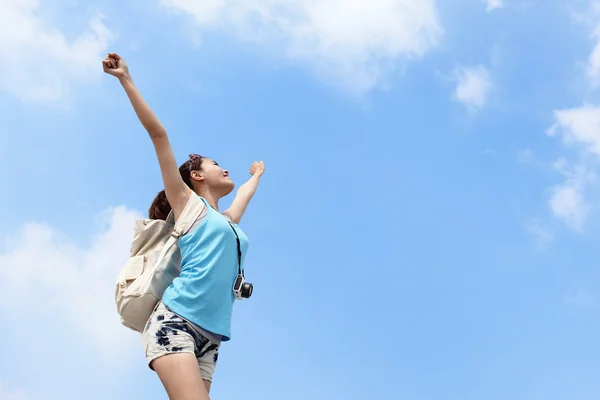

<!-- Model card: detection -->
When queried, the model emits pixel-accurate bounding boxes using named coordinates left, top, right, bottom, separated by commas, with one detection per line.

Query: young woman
left=102, top=53, right=264, bottom=400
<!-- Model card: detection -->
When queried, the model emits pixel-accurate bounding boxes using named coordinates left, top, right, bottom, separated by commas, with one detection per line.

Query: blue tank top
left=162, top=196, right=249, bottom=341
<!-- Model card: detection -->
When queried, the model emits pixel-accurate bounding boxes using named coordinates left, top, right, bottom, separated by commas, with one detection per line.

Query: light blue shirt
left=162, top=196, right=249, bottom=341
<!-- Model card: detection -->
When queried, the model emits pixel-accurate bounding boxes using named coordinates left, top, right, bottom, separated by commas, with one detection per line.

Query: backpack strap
left=171, top=194, right=205, bottom=238
left=154, top=194, right=206, bottom=268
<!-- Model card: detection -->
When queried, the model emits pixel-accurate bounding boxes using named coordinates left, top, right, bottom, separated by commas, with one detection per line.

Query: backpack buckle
left=172, top=228, right=183, bottom=238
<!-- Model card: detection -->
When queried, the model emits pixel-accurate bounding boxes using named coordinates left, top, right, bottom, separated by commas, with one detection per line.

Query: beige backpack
left=115, top=194, right=205, bottom=332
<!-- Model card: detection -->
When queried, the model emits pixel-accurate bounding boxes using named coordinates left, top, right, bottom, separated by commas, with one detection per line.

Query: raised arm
left=223, top=161, right=265, bottom=224
left=102, top=53, right=191, bottom=219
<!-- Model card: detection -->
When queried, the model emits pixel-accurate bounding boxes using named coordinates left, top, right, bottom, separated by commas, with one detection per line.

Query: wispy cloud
left=517, top=148, right=535, bottom=164
left=484, top=0, right=503, bottom=13
left=452, top=64, right=492, bottom=111
left=0, top=0, right=112, bottom=103
left=162, top=0, right=443, bottom=93
left=547, top=158, right=594, bottom=232
left=587, top=33, right=600, bottom=83
left=525, top=220, right=554, bottom=249
left=586, top=3, right=600, bottom=85
left=549, top=183, right=589, bottom=231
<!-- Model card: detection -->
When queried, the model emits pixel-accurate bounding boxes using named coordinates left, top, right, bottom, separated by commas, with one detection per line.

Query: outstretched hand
left=249, top=161, right=265, bottom=176
left=102, top=53, right=130, bottom=80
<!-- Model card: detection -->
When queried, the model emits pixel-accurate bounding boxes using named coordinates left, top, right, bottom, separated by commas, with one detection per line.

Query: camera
left=233, top=274, right=253, bottom=300
left=227, top=220, right=253, bottom=300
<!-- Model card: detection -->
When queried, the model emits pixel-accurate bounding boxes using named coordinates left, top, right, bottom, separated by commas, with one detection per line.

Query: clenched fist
left=102, top=52, right=130, bottom=80
left=249, top=161, right=265, bottom=176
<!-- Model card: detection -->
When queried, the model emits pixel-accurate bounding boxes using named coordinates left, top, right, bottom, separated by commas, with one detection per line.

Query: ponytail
left=148, top=190, right=172, bottom=220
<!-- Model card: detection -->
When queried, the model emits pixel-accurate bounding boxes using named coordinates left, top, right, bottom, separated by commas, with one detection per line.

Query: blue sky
left=2, top=0, right=600, bottom=399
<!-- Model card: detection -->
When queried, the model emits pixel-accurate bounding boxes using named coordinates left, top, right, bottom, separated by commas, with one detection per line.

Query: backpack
left=115, top=194, right=205, bottom=333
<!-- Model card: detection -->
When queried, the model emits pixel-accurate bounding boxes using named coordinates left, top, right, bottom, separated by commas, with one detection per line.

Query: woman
left=102, top=53, right=264, bottom=400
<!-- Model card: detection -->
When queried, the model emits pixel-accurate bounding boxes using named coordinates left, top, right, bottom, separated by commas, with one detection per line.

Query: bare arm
left=223, top=161, right=265, bottom=224
left=118, top=77, right=191, bottom=215
left=103, top=53, right=190, bottom=218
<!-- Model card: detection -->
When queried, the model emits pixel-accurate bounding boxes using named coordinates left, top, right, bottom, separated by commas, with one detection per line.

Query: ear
left=190, top=170, right=205, bottom=182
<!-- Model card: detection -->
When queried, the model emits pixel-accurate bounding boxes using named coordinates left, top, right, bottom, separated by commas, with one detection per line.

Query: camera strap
left=227, top=221, right=244, bottom=278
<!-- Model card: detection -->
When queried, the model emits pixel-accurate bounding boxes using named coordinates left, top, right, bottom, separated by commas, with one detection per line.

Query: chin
left=221, top=181, right=235, bottom=196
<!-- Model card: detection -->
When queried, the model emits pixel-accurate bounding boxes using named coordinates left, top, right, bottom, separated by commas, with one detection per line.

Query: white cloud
left=162, top=0, right=443, bottom=93
left=545, top=106, right=600, bottom=230
left=0, top=0, right=112, bottom=102
left=452, top=65, right=492, bottom=111
left=547, top=158, right=594, bottom=231
left=0, top=382, right=27, bottom=400
left=549, top=184, right=588, bottom=231
left=546, top=107, right=600, bottom=230
left=548, top=106, right=600, bottom=155
left=484, top=0, right=503, bottom=12
left=0, top=206, right=142, bottom=360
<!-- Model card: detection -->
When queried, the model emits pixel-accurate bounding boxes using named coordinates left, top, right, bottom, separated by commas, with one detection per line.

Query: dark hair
left=148, top=154, right=204, bottom=220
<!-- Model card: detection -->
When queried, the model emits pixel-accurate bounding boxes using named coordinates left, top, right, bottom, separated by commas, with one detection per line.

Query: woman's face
left=199, top=158, right=235, bottom=196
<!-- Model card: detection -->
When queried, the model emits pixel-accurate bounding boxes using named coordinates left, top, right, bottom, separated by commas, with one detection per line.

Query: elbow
left=148, top=127, right=167, bottom=142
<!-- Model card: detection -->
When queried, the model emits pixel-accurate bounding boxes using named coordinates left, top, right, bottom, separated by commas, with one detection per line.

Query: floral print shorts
left=142, top=301, right=220, bottom=382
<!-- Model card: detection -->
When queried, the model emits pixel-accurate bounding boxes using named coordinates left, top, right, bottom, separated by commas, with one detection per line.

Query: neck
left=195, top=188, right=219, bottom=211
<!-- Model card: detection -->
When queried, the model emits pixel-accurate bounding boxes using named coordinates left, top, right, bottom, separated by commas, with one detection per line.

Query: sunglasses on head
left=188, top=153, right=202, bottom=167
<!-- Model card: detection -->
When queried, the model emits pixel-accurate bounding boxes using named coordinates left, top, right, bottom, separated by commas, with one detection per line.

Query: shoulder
left=221, top=212, right=233, bottom=223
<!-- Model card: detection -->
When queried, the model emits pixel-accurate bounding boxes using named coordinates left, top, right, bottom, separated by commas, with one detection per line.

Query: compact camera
left=233, top=274, right=253, bottom=300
